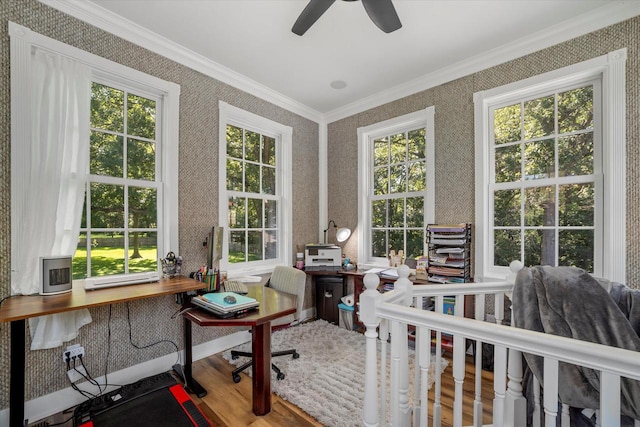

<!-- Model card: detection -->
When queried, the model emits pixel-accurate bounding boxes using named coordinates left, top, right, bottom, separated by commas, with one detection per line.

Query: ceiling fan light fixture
left=292, top=0, right=401, bottom=36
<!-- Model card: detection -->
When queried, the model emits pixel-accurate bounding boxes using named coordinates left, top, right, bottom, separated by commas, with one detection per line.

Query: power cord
left=62, top=301, right=183, bottom=404
left=126, top=302, right=181, bottom=368
left=171, top=305, right=195, bottom=319
left=76, top=354, right=103, bottom=391
left=62, top=305, right=124, bottom=402
left=65, top=355, right=97, bottom=399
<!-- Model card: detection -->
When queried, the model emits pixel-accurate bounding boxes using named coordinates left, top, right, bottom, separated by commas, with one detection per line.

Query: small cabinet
left=315, top=275, right=345, bottom=325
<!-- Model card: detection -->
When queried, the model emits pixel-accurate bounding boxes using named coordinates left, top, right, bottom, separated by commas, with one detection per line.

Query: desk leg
left=174, top=316, right=207, bottom=398
left=353, top=275, right=364, bottom=331
left=251, top=322, right=271, bottom=415
left=10, top=319, right=26, bottom=427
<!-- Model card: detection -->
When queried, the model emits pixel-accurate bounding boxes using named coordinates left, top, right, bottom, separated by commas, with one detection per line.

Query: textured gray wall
left=1, top=0, right=639, bottom=414
left=329, top=16, right=640, bottom=287
left=0, top=0, right=319, bottom=408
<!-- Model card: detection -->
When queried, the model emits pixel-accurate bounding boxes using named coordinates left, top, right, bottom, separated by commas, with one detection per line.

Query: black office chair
left=230, top=265, right=306, bottom=383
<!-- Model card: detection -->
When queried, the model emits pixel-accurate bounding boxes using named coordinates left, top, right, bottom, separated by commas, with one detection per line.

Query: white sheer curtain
left=11, top=49, right=93, bottom=349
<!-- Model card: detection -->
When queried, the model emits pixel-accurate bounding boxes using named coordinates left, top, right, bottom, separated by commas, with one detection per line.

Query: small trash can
left=338, top=302, right=354, bottom=331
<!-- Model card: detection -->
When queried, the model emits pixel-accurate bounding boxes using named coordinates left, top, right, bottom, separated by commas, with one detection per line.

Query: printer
left=305, top=244, right=342, bottom=270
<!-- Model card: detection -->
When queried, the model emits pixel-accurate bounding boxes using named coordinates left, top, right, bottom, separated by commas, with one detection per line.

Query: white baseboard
left=0, top=330, right=251, bottom=426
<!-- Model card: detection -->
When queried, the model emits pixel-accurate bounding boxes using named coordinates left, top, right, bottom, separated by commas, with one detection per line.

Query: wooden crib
left=359, top=262, right=640, bottom=427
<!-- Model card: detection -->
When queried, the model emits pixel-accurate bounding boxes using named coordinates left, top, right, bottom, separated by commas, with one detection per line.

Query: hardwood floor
left=188, top=353, right=322, bottom=427
left=190, top=351, right=495, bottom=427
left=31, top=348, right=495, bottom=427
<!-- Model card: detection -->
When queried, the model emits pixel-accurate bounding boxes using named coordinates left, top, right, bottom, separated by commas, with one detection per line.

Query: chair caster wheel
left=233, top=374, right=241, bottom=383
left=292, top=352, right=300, bottom=359
left=277, top=372, right=285, bottom=380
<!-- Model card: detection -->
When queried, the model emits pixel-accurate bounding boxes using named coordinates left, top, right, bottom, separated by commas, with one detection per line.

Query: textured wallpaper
left=1, top=0, right=638, bottom=413
left=328, top=15, right=640, bottom=287
left=0, top=0, right=319, bottom=407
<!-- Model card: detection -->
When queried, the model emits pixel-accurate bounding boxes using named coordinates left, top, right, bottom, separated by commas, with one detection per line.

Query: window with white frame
left=474, top=49, right=626, bottom=282
left=357, top=107, right=435, bottom=267
left=218, top=102, right=292, bottom=274
left=10, top=22, right=179, bottom=291
left=75, top=81, right=166, bottom=279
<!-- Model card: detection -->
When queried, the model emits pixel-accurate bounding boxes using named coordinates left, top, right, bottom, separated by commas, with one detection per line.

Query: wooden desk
left=0, top=276, right=205, bottom=427
left=305, top=269, right=472, bottom=330
left=180, top=286, right=296, bottom=416
left=305, top=268, right=410, bottom=326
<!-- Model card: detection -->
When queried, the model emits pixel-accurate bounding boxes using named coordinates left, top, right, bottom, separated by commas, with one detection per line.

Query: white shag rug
left=222, top=319, right=448, bottom=427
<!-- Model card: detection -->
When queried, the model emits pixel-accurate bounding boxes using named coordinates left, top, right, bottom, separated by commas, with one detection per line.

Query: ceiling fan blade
left=292, top=0, right=337, bottom=36
left=361, top=0, right=402, bottom=33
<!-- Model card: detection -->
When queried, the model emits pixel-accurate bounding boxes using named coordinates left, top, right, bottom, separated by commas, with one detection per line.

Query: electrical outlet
left=67, top=365, right=88, bottom=383
left=62, top=344, right=85, bottom=363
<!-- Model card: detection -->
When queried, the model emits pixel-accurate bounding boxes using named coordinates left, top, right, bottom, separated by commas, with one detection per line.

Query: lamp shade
left=335, top=227, right=351, bottom=243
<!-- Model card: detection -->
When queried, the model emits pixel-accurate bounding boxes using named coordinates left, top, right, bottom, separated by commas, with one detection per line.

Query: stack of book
left=191, top=292, right=259, bottom=318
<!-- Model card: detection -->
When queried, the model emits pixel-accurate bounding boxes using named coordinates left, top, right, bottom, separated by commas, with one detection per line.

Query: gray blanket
left=512, top=265, right=640, bottom=421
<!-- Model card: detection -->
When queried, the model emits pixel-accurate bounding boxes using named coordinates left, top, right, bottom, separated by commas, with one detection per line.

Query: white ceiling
left=46, top=0, right=640, bottom=121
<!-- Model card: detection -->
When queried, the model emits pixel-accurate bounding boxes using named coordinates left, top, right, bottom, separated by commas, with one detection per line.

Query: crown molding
left=39, top=0, right=640, bottom=125
left=324, top=1, right=640, bottom=123
left=39, top=0, right=324, bottom=124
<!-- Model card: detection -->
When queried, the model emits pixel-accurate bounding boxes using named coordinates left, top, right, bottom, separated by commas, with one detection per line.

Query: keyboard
left=223, top=280, right=248, bottom=294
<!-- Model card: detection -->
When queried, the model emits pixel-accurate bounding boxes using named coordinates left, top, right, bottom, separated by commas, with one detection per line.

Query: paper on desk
left=236, top=275, right=262, bottom=283
left=380, top=268, right=399, bottom=278
left=362, top=267, right=400, bottom=277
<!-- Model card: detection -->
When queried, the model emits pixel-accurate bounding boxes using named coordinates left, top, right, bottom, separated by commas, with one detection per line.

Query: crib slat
left=473, top=338, right=483, bottom=427
left=453, top=294, right=465, bottom=426
left=561, top=404, right=570, bottom=427
left=495, top=292, right=505, bottom=325
left=505, top=348, right=526, bottom=426
left=361, top=266, right=640, bottom=427
left=600, top=371, right=621, bottom=426
left=533, top=375, right=541, bottom=427
left=380, top=320, right=388, bottom=426
left=543, top=357, right=559, bottom=427
left=433, top=296, right=444, bottom=427
left=417, top=325, right=431, bottom=427
left=360, top=272, right=382, bottom=427
left=390, top=319, right=411, bottom=426
left=413, top=296, right=423, bottom=427
left=473, top=294, right=485, bottom=427
left=452, top=333, right=465, bottom=427
left=390, top=320, right=400, bottom=426
left=492, top=344, right=507, bottom=426
left=363, top=320, right=380, bottom=427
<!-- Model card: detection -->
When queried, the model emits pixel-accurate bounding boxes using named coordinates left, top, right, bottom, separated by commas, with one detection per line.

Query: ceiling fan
left=292, top=0, right=402, bottom=36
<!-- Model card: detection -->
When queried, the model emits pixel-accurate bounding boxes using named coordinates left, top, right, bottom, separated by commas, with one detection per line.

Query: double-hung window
left=218, top=102, right=293, bottom=274
left=10, top=22, right=179, bottom=292
left=76, top=81, right=167, bottom=279
left=357, top=107, right=435, bottom=266
left=474, top=49, right=626, bottom=281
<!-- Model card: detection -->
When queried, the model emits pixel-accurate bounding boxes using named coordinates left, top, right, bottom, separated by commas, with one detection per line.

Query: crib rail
left=359, top=264, right=640, bottom=427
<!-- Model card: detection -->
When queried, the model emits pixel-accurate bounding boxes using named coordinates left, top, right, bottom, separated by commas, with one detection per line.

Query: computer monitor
left=206, top=226, right=223, bottom=270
